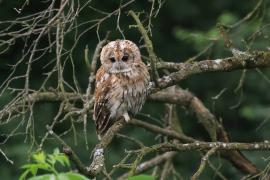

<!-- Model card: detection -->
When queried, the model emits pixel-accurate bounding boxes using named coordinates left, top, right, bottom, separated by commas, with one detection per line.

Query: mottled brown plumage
left=93, top=40, right=150, bottom=138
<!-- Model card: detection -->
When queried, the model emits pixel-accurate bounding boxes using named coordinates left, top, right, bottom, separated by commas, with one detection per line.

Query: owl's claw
left=123, top=112, right=130, bottom=123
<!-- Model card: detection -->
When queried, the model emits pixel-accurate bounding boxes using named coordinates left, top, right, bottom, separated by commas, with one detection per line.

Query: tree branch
left=191, top=147, right=218, bottom=180
left=129, top=10, right=160, bottom=85
left=132, top=141, right=270, bottom=154
left=118, top=151, right=176, bottom=180
left=153, top=51, right=270, bottom=92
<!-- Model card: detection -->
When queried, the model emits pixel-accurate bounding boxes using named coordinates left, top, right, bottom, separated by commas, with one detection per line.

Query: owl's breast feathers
left=93, top=63, right=149, bottom=136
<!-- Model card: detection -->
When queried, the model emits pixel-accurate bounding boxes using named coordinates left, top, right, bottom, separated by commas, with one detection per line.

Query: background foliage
left=0, top=0, right=270, bottom=179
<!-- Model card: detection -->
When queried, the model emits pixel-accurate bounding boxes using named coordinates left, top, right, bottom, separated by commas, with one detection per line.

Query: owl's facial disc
left=100, top=40, right=142, bottom=73
left=109, top=55, right=132, bottom=74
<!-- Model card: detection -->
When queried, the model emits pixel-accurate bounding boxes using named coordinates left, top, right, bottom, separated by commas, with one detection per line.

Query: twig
left=129, top=10, right=160, bottom=86
left=89, top=32, right=110, bottom=95
left=191, top=147, right=218, bottom=180
left=0, top=148, right=14, bottom=164
left=118, top=151, right=176, bottom=180
left=46, top=125, right=95, bottom=178
left=160, top=157, right=173, bottom=180
left=82, top=32, right=109, bottom=149
left=129, top=119, right=195, bottom=143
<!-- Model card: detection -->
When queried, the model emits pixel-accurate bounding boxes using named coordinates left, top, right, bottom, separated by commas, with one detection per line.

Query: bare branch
left=154, top=51, right=270, bottom=92
left=129, top=10, right=160, bottom=86
left=118, top=152, right=176, bottom=180
left=191, top=147, right=218, bottom=180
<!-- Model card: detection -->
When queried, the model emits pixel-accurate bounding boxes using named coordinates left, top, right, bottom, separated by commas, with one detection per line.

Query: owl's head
left=100, top=39, right=141, bottom=74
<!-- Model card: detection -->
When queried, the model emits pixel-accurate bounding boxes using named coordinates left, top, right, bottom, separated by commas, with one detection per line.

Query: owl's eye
left=122, top=55, right=129, bottom=62
left=109, top=57, right=116, bottom=63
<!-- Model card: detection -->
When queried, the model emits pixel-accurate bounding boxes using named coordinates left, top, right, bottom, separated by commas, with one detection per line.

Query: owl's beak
left=115, top=61, right=125, bottom=70
left=110, top=61, right=131, bottom=74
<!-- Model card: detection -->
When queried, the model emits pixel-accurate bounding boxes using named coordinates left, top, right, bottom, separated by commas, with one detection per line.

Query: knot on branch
left=231, top=48, right=252, bottom=61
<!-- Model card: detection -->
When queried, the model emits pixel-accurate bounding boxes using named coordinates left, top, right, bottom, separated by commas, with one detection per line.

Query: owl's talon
left=123, top=112, right=130, bottom=123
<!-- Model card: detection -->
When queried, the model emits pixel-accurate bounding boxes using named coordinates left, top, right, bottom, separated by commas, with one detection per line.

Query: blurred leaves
left=128, top=174, right=155, bottom=180
left=218, top=12, right=238, bottom=25
left=28, top=173, right=89, bottom=180
left=174, top=12, right=239, bottom=52
left=19, top=149, right=72, bottom=180
left=240, top=105, right=270, bottom=120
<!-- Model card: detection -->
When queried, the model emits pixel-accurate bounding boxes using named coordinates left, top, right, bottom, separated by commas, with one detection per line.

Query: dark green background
left=0, top=0, right=270, bottom=179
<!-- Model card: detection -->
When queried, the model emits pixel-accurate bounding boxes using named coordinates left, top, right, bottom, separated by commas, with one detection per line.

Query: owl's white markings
left=123, top=112, right=130, bottom=122
left=101, top=73, right=109, bottom=82
left=109, top=97, right=121, bottom=118
left=119, top=40, right=126, bottom=50
left=106, top=41, right=117, bottom=49
left=123, top=90, right=127, bottom=97
left=109, top=68, right=132, bottom=74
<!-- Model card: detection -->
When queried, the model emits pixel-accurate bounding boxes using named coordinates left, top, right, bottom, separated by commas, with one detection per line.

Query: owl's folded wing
left=93, top=67, right=113, bottom=136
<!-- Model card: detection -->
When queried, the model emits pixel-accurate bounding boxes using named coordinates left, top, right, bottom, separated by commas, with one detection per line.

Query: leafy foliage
left=28, top=173, right=89, bottom=180
left=128, top=174, right=155, bottom=180
left=19, top=149, right=87, bottom=180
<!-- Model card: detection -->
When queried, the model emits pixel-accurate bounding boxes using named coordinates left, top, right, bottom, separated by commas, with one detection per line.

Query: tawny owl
left=93, top=40, right=150, bottom=138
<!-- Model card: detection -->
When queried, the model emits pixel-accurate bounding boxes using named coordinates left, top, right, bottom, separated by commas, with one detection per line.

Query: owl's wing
left=93, top=67, right=113, bottom=136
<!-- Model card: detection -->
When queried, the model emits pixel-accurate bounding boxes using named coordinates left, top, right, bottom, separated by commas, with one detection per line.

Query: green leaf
left=28, top=174, right=54, bottom=180
left=33, top=151, right=46, bottom=164
left=21, top=164, right=39, bottom=176
left=128, top=175, right=155, bottom=180
left=54, top=154, right=70, bottom=167
left=19, top=170, right=31, bottom=180
left=218, top=12, right=238, bottom=25
left=53, top=148, right=60, bottom=155
left=21, top=163, right=50, bottom=174
left=48, top=154, right=56, bottom=166
left=58, top=172, right=89, bottom=180
left=28, top=173, right=89, bottom=180
left=46, top=148, right=70, bottom=168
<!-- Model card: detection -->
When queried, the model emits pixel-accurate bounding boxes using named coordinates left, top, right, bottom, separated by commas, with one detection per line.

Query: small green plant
left=128, top=175, right=155, bottom=180
left=19, top=149, right=88, bottom=180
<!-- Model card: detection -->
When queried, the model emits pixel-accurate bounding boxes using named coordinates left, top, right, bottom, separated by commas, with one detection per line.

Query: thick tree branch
left=132, top=141, right=270, bottom=154
left=87, top=118, right=126, bottom=176
left=153, top=51, right=270, bottom=92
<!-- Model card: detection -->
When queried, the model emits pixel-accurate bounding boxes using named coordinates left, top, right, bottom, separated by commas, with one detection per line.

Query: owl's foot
left=97, top=134, right=102, bottom=140
left=123, top=112, right=130, bottom=123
